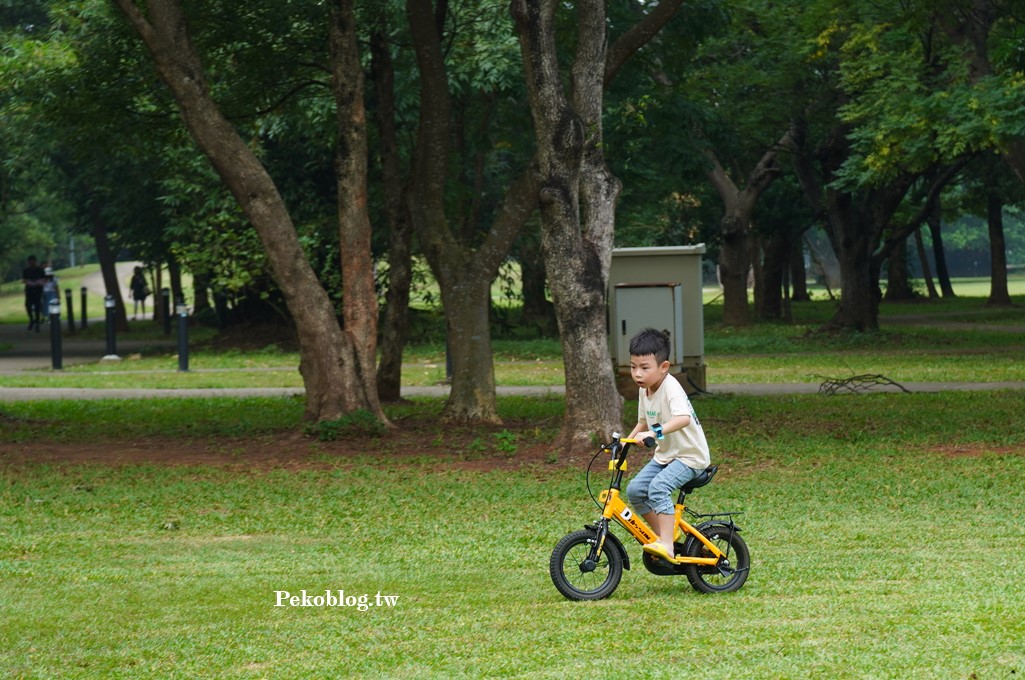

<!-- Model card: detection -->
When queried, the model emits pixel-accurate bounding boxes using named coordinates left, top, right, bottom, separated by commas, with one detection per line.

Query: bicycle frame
left=594, top=438, right=723, bottom=567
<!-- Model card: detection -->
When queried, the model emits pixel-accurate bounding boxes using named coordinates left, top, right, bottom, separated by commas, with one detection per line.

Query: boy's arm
left=635, top=414, right=691, bottom=442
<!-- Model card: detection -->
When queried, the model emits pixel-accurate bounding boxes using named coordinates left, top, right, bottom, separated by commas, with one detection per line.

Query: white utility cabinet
left=609, top=245, right=706, bottom=393
left=613, top=283, right=684, bottom=368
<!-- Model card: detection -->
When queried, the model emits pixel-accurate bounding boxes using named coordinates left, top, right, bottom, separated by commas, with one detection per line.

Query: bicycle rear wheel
left=550, top=529, right=624, bottom=600
left=682, top=523, right=750, bottom=593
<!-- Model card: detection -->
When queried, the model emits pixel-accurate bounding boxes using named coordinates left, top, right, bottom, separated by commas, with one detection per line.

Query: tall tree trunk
left=756, top=229, right=788, bottom=319
left=191, top=270, right=210, bottom=314
left=883, top=237, right=916, bottom=301
left=370, top=30, right=414, bottom=402
left=813, top=189, right=885, bottom=331
left=569, top=0, right=624, bottom=447
left=512, top=0, right=685, bottom=449
left=515, top=227, right=556, bottom=332
left=718, top=212, right=752, bottom=325
left=831, top=208, right=880, bottom=331
left=790, top=122, right=943, bottom=331
left=987, top=189, right=1012, bottom=305
left=790, top=236, right=810, bottom=302
left=928, top=203, right=956, bottom=298
left=89, top=202, right=129, bottom=332
left=702, top=133, right=790, bottom=326
left=791, top=126, right=881, bottom=331
left=513, top=0, right=622, bottom=449
left=329, top=0, right=387, bottom=422
left=914, top=227, right=940, bottom=299
left=115, top=0, right=381, bottom=423
left=153, top=265, right=165, bottom=326
left=166, top=254, right=183, bottom=308
left=407, top=0, right=539, bottom=423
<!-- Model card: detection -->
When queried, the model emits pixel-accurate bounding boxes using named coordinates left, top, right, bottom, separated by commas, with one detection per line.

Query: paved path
left=0, top=327, right=170, bottom=374
left=3, top=287, right=1025, bottom=400
left=2, top=381, right=1025, bottom=402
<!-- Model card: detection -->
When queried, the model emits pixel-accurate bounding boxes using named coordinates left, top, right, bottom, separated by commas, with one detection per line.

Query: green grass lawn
left=4, top=277, right=1024, bottom=677
left=2, top=392, right=1024, bottom=677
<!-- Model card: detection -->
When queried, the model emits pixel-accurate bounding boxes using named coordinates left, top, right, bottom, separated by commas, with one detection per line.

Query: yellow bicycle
left=550, top=433, right=750, bottom=600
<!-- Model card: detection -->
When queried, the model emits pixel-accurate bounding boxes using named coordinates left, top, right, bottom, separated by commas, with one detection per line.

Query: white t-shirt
left=637, top=373, right=710, bottom=469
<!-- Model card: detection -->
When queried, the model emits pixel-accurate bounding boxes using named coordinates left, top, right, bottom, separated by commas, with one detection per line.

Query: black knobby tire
left=682, top=523, right=750, bottom=593
left=549, top=529, right=624, bottom=600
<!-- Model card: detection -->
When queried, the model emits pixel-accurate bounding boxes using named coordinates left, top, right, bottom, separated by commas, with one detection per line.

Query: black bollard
left=103, top=294, right=119, bottom=360
left=49, top=299, right=62, bottom=370
left=161, top=288, right=171, bottom=335
left=80, top=287, right=88, bottom=330
left=177, top=300, right=189, bottom=372
left=64, top=288, right=76, bottom=335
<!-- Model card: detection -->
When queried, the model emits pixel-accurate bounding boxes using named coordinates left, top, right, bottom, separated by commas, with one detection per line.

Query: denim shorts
left=626, top=458, right=702, bottom=516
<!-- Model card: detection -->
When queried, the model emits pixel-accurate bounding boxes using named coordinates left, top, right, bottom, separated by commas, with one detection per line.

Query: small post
left=80, top=287, right=88, bottom=330
left=161, top=288, right=171, bottom=335
left=49, top=298, right=62, bottom=370
left=103, top=294, right=120, bottom=361
left=64, top=288, right=76, bottom=335
left=176, top=300, right=189, bottom=372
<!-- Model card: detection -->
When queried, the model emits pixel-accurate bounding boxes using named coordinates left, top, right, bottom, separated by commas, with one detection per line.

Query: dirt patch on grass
left=921, top=442, right=1025, bottom=458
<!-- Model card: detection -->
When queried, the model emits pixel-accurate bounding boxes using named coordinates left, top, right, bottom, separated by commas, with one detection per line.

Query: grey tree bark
left=703, top=131, right=790, bottom=326
left=115, top=0, right=385, bottom=423
left=512, top=0, right=684, bottom=450
left=329, top=0, right=388, bottom=422
left=406, top=0, right=540, bottom=424
left=369, top=29, right=414, bottom=402
left=986, top=188, right=1012, bottom=305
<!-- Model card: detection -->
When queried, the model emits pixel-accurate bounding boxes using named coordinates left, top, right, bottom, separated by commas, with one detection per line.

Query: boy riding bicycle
left=624, top=327, right=710, bottom=563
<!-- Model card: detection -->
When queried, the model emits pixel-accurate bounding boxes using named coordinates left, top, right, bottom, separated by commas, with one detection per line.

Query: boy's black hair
left=629, top=327, right=671, bottom=364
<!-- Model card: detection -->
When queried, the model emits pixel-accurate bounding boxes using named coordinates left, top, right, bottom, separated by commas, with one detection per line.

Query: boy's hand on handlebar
left=633, top=432, right=658, bottom=448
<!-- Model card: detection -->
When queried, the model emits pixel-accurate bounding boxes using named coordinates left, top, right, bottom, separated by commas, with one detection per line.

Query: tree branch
left=746, top=128, right=795, bottom=196
left=476, top=163, right=540, bottom=276
left=111, top=0, right=153, bottom=43
left=872, top=156, right=972, bottom=264
left=604, top=0, right=683, bottom=87
left=702, top=148, right=737, bottom=199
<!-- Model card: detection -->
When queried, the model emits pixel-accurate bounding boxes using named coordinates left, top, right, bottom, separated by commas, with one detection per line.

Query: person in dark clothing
left=129, top=266, right=150, bottom=320
left=22, top=255, right=46, bottom=332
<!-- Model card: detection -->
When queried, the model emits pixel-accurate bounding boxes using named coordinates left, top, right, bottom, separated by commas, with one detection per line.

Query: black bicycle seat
left=682, top=465, right=718, bottom=493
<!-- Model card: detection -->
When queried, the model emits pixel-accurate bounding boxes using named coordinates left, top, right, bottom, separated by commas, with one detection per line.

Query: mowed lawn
left=2, top=391, right=1024, bottom=677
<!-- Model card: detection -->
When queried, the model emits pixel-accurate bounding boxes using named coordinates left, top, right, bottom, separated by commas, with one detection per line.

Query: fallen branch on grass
left=816, top=374, right=911, bottom=395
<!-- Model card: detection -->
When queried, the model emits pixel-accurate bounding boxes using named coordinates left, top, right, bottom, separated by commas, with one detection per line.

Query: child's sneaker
left=642, top=541, right=681, bottom=563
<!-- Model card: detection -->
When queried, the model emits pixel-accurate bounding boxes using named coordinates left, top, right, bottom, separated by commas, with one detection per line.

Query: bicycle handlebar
left=620, top=437, right=657, bottom=448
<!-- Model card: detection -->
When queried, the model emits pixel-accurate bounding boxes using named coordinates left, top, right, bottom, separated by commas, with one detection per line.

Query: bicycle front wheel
left=549, top=529, right=624, bottom=600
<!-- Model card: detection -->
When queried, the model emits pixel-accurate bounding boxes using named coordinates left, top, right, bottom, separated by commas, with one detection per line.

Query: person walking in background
left=128, top=266, right=150, bottom=320
left=22, top=255, right=46, bottom=332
